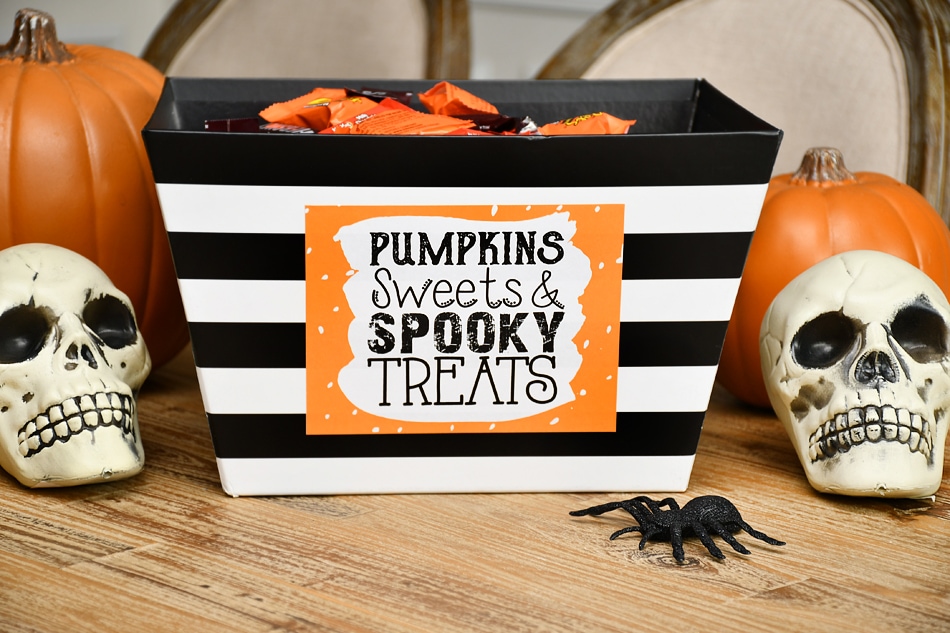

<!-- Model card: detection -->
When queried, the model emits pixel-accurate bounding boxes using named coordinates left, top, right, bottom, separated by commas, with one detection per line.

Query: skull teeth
left=16, top=392, right=135, bottom=458
left=808, top=405, right=934, bottom=464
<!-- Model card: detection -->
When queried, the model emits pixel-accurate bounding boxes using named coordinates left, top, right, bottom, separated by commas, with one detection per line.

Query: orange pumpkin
left=718, top=147, right=950, bottom=407
left=0, top=9, right=187, bottom=368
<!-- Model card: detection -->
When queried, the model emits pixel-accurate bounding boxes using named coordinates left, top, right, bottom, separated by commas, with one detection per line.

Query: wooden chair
left=537, top=0, right=950, bottom=224
left=142, top=0, right=470, bottom=79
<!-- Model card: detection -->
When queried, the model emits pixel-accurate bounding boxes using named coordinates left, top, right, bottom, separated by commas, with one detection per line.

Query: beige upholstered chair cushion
left=160, top=0, right=431, bottom=79
left=577, top=0, right=908, bottom=179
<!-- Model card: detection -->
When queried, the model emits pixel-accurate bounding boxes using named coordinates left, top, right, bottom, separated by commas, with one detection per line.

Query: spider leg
left=632, top=496, right=680, bottom=512
left=636, top=525, right=664, bottom=550
left=608, top=525, right=643, bottom=540
left=669, top=525, right=687, bottom=563
left=704, top=520, right=748, bottom=556
left=616, top=500, right=650, bottom=525
left=569, top=500, right=628, bottom=517
left=685, top=521, right=726, bottom=559
left=737, top=521, right=786, bottom=547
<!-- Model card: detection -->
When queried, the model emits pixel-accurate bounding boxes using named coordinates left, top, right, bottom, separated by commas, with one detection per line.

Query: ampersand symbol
left=531, top=270, right=565, bottom=309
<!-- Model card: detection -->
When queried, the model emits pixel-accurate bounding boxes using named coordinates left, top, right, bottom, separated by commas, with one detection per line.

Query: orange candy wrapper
left=445, top=128, right=498, bottom=136
left=538, top=112, right=637, bottom=136
left=321, top=98, right=474, bottom=136
left=420, top=81, right=499, bottom=117
left=259, top=87, right=378, bottom=131
left=253, top=82, right=636, bottom=136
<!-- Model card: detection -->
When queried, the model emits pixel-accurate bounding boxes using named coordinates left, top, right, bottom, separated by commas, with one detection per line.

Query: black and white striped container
left=144, top=78, right=781, bottom=496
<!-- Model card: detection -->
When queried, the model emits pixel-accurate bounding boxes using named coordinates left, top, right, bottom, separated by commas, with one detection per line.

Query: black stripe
left=623, top=232, right=753, bottom=279
left=618, top=321, right=728, bottom=367
left=169, top=231, right=753, bottom=282
left=189, top=323, right=305, bottom=368
left=187, top=321, right=727, bottom=368
left=169, top=233, right=304, bottom=280
left=147, top=133, right=778, bottom=188
left=206, top=411, right=705, bottom=459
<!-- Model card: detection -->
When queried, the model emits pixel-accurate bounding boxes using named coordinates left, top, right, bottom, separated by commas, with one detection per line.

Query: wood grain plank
left=736, top=577, right=950, bottom=633
left=0, top=550, right=232, bottom=633
left=0, top=350, right=946, bottom=633
left=69, top=544, right=426, bottom=633
left=0, top=503, right=135, bottom=568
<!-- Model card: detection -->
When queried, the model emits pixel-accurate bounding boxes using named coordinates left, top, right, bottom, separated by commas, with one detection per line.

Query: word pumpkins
left=0, top=9, right=187, bottom=367
left=718, top=147, right=950, bottom=407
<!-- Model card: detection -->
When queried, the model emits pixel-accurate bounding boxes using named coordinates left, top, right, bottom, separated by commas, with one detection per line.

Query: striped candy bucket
left=144, top=78, right=781, bottom=496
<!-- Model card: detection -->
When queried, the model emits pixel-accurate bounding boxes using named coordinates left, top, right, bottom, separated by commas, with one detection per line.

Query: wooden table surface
left=1, top=346, right=948, bottom=633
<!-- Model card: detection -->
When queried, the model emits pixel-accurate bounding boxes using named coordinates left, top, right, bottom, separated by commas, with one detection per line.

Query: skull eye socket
left=83, top=296, right=138, bottom=349
left=791, top=311, right=857, bottom=369
left=0, top=305, right=51, bottom=363
left=890, top=303, right=949, bottom=363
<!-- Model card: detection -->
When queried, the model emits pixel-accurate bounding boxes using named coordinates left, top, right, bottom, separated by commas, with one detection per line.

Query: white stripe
left=622, top=183, right=767, bottom=234
left=196, top=365, right=717, bottom=415
left=215, top=454, right=695, bottom=496
left=177, top=278, right=739, bottom=323
left=616, top=366, right=718, bottom=412
left=157, top=184, right=306, bottom=234
left=620, top=278, right=740, bottom=322
left=196, top=367, right=306, bottom=414
left=157, top=183, right=766, bottom=234
left=179, top=279, right=305, bottom=323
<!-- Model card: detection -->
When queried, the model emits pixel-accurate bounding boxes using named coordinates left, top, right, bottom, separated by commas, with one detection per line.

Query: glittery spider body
left=571, top=495, right=785, bottom=562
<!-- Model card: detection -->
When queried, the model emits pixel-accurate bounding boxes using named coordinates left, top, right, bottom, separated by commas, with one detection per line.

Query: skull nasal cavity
left=65, top=343, right=98, bottom=370
left=855, top=351, right=897, bottom=384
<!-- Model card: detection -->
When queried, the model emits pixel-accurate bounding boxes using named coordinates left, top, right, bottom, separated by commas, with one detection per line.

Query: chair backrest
left=142, top=0, right=470, bottom=79
left=537, top=0, right=950, bottom=224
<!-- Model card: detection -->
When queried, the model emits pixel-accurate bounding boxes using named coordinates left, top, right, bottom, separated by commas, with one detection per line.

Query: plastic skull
left=0, top=244, right=151, bottom=488
left=760, top=250, right=950, bottom=498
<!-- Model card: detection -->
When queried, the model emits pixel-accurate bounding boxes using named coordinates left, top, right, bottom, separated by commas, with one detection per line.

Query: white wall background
left=0, top=0, right=612, bottom=79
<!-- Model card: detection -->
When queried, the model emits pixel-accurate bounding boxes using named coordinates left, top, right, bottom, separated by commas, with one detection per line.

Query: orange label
left=304, top=204, right=623, bottom=434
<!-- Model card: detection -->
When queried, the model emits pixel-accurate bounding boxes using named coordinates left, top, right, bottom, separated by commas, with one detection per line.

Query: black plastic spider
left=570, top=495, right=785, bottom=562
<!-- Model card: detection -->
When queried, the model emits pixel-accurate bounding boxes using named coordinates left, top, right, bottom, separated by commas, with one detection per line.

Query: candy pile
left=204, top=81, right=636, bottom=136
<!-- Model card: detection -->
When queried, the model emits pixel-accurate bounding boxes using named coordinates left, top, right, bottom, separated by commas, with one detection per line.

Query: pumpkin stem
left=0, top=8, right=74, bottom=63
left=790, top=147, right=857, bottom=186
